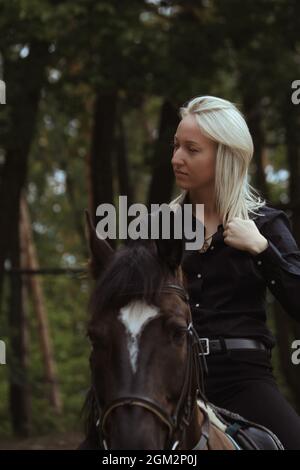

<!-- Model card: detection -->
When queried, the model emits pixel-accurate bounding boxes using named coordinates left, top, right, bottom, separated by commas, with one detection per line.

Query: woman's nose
left=171, top=150, right=184, bottom=168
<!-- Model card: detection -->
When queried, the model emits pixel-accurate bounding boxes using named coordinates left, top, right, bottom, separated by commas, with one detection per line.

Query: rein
left=91, top=283, right=210, bottom=450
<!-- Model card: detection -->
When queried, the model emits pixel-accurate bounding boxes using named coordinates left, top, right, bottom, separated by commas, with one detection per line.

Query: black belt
left=197, top=337, right=268, bottom=356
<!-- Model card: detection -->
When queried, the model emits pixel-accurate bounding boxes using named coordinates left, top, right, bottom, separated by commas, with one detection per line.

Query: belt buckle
left=198, top=338, right=210, bottom=355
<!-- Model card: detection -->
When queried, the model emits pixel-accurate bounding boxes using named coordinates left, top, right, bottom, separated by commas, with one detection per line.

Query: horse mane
left=79, top=386, right=99, bottom=449
left=88, top=240, right=174, bottom=318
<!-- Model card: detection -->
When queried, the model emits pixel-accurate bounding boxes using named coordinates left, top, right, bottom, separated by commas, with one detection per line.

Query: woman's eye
left=171, top=139, right=200, bottom=154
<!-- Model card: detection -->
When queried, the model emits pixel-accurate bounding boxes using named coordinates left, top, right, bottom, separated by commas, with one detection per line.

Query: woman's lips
left=175, top=170, right=188, bottom=176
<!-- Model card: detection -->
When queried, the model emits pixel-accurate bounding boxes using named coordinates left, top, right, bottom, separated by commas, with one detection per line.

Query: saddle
left=203, top=401, right=284, bottom=450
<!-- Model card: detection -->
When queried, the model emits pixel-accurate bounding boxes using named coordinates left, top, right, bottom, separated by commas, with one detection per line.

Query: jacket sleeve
left=253, top=210, right=300, bottom=321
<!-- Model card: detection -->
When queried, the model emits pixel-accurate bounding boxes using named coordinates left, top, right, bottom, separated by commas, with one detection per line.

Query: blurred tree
left=147, top=100, right=179, bottom=206
left=0, top=35, right=50, bottom=434
left=21, top=196, right=62, bottom=414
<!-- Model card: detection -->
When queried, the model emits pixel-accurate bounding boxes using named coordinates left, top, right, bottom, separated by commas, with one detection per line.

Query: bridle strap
left=171, top=321, right=194, bottom=429
left=162, top=283, right=190, bottom=304
left=101, top=395, right=175, bottom=440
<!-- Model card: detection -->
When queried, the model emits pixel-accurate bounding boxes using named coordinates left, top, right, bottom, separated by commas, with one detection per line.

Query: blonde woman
left=170, top=95, right=300, bottom=449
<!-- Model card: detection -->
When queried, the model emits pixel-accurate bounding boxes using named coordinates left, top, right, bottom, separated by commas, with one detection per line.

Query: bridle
left=91, top=283, right=211, bottom=450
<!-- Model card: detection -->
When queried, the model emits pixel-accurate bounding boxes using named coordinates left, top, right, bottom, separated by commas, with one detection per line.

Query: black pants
left=203, top=348, right=300, bottom=450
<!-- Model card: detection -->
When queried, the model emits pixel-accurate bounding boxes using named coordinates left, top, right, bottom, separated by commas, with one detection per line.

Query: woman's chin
left=175, top=181, right=191, bottom=190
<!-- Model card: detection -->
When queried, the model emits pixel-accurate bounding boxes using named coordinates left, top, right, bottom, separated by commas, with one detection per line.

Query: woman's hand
left=223, top=217, right=269, bottom=255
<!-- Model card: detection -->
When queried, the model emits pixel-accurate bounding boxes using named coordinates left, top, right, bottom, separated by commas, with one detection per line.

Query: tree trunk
left=8, top=204, right=31, bottom=436
left=0, top=41, right=50, bottom=435
left=86, top=90, right=118, bottom=248
left=147, top=99, right=180, bottom=207
left=116, top=113, right=133, bottom=207
left=21, top=196, right=62, bottom=413
left=242, top=95, right=269, bottom=201
left=60, top=159, right=88, bottom=255
left=0, top=40, right=49, bottom=304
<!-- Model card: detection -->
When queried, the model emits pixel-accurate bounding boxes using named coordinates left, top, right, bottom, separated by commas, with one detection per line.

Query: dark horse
left=80, top=213, right=284, bottom=450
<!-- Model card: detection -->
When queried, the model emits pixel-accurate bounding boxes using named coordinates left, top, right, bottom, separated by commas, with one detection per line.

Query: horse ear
left=84, top=209, right=114, bottom=279
left=155, top=237, right=184, bottom=272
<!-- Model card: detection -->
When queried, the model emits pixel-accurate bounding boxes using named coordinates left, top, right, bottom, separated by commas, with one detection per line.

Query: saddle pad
left=197, top=399, right=242, bottom=449
left=197, top=399, right=227, bottom=432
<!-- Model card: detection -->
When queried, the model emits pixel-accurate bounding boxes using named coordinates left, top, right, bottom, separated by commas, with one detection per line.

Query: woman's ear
left=84, top=209, right=114, bottom=279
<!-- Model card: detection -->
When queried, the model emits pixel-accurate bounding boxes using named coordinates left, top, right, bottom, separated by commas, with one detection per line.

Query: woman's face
left=171, top=114, right=217, bottom=190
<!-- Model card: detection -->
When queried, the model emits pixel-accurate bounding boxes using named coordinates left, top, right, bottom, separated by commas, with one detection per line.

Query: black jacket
left=180, top=203, right=300, bottom=349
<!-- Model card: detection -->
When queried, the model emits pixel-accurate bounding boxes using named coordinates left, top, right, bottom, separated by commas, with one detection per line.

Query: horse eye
left=90, top=336, right=101, bottom=348
left=88, top=329, right=107, bottom=348
left=89, top=335, right=100, bottom=348
left=170, top=326, right=187, bottom=344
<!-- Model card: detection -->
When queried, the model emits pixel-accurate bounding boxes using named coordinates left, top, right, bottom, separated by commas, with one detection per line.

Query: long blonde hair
left=173, top=95, right=265, bottom=225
